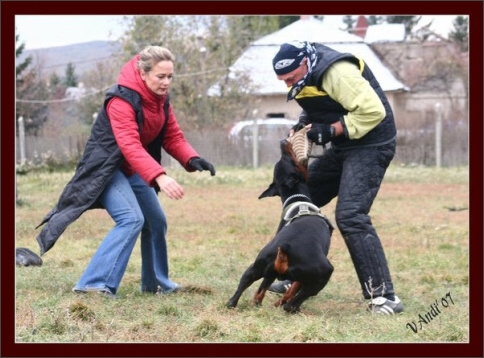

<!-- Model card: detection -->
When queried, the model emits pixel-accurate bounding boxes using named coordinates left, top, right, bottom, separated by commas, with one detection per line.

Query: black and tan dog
left=227, top=140, right=334, bottom=313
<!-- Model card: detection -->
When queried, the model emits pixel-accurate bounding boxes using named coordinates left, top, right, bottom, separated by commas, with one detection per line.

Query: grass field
left=15, top=164, right=469, bottom=345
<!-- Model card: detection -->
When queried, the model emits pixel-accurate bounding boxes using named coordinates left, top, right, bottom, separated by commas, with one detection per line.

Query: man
left=269, top=40, right=403, bottom=314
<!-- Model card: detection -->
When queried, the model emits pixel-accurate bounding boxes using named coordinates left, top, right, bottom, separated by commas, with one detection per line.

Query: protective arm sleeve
left=322, top=61, right=386, bottom=139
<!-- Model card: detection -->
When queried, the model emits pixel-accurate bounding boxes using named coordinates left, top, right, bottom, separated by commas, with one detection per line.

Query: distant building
left=65, top=82, right=96, bottom=102
left=209, top=16, right=408, bottom=121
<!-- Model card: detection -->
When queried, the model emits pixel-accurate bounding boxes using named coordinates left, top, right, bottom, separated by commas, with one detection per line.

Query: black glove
left=189, top=157, right=216, bottom=176
left=306, top=123, right=334, bottom=145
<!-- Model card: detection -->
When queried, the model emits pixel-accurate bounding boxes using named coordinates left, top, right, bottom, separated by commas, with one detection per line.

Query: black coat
left=35, top=85, right=169, bottom=255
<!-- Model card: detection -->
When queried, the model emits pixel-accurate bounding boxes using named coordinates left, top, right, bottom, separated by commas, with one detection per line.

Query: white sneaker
left=368, top=296, right=404, bottom=314
left=268, top=280, right=292, bottom=294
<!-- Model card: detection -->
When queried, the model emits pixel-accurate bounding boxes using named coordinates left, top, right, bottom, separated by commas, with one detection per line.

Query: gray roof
left=209, top=17, right=408, bottom=96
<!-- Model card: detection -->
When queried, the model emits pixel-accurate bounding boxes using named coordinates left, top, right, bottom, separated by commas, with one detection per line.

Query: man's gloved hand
left=306, top=123, right=334, bottom=145
left=189, top=157, right=216, bottom=176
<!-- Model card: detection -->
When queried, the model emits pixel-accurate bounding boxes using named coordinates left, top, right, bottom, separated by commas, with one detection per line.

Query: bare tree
left=16, top=36, right=49, bottom=136
left=116, top=15, right=279, bottom=129
left=78, top=61, right=120, bottom=126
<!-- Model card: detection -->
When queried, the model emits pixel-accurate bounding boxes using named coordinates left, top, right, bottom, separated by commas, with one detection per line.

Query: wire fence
left=16, top=122, right=468, bottom=171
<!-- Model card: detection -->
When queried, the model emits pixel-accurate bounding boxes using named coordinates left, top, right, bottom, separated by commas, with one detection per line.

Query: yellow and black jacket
left=295, top=43, right=396, bottom=150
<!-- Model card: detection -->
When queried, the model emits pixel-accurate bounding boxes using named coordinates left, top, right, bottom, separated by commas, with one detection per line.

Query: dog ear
left=259, top=183, right=280, bottom=199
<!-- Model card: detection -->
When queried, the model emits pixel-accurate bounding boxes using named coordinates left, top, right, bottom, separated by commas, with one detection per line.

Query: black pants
left=308, top=141, right=396, bottom=299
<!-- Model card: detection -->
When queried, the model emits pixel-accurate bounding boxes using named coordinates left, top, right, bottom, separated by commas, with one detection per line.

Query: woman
left=36, top=46, right=216, bottom=297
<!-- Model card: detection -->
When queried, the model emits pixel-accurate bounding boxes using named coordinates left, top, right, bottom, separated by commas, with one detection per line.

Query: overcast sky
left=15, top=15, right=128, bottom=49
left=15, top=15, right=459, bottom=50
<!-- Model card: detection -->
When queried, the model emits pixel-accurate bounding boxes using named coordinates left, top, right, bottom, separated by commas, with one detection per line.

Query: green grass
left=15, top=164, right=469, bottom=343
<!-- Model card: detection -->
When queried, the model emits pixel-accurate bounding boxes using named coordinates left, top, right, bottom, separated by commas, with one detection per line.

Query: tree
left=117, top=15, right=280, bottom=129
left=64, top=62, right=78, bottom=87
left=120, top=15, right=170, bottom=60
left=47, top=71, right=67, bottom=99
left=49, top=72, right=61, bottom=87
left=278, top=16, right=300, bottom=29
left=226, top=16, right=279, bottom=49
left=16, top=34, right=49, bottom=136
left=367, top=15, right=384, bottom=26
left=16, top=34, right=32, bottom=80
left=15, top=33, right=34, bottom=204
left=78, top=61, right=119, bottom=127
left=449, top=16, right=468, bottom=52
left=341, top=15, right=356, bottom=31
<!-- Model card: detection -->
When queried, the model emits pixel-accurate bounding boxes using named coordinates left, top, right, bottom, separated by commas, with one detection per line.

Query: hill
left=18, top=41, right=122, bottom=78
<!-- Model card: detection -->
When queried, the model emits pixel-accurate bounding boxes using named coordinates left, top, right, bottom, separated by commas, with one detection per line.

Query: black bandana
left=285, top=41, right=317, bottom=101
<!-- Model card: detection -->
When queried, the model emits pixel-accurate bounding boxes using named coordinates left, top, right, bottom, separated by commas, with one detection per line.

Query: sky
left=15, top=15, right=129, bottom=49
left=15, top=15, right=460, bottom=50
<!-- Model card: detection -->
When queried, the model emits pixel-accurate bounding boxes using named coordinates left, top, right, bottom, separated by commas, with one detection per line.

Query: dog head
left=259, top=139, right=308, bottom=199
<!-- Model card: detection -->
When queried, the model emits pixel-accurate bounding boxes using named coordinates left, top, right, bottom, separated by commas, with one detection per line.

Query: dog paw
left=253, top=299, right=263, bottom=306
left=283, top=303, right=301, bottom=314
left=274, top=299, right=283, bottom=307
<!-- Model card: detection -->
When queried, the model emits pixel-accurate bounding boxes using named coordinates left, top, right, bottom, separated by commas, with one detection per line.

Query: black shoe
left=268, top=280, right=292, bottom=294
left=368, top=296, right=404, bottom=314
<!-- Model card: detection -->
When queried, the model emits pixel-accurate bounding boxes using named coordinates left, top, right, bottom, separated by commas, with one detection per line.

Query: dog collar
left=282, top=194, right=311, bottom=209
left=282, top=201, right=326, bottom=226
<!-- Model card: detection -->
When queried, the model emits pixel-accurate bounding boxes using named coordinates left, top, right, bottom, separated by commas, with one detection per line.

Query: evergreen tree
left=449, top=16, right=468, bottom=52
left=64, top=62, right=78, bottom=87
left=49, top=72, right=61, bottom=87
left=342, top=15, right=356, bottom=31
left=16, top=34, right=32, bottom=80
left=367, top=15, right=384, bottom=26
left=48, top=72, right=66, bottom=99
left=278, top=16, right=300, bottom=29
left=16, top=34, right=48, bottom=136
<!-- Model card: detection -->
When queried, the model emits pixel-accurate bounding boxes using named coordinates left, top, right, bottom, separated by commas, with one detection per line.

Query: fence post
left=18, top=116, right=26, bottom=165
left=435, top=103, right=442, bottom=167
left=252, top=118, right=259, bottom=169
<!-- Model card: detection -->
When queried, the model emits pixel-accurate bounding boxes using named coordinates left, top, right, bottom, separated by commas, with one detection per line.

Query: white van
left=228, top=118, right=297, bottom=145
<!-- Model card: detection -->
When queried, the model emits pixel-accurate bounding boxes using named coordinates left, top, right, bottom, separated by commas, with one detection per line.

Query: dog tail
left=274, top=244, right=290, bottom=275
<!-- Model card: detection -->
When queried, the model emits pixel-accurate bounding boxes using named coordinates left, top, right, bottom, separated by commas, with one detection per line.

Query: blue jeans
left=73, top=169, right=178, bottom=295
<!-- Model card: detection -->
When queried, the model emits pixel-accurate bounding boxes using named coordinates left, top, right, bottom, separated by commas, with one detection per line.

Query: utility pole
left=435, top=103, right=442, bottom=168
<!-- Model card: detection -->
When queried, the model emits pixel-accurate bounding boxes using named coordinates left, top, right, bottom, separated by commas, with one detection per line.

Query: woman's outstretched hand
left=155, top=174, right=184, bottom=200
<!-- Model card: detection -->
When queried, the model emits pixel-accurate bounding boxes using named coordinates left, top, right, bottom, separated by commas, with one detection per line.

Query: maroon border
left=2, top=1, right=482, bottom=357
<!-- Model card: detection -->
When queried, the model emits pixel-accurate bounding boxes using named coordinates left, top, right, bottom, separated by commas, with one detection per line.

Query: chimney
left=353, top=15, right=369, bottom=38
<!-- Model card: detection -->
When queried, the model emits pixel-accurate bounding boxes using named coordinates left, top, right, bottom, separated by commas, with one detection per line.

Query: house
left=210, top=16, right=409, bottom=121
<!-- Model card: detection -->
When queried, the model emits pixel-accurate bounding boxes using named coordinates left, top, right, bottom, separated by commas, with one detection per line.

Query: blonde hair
left=137, top=46, right=175, bottom=73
